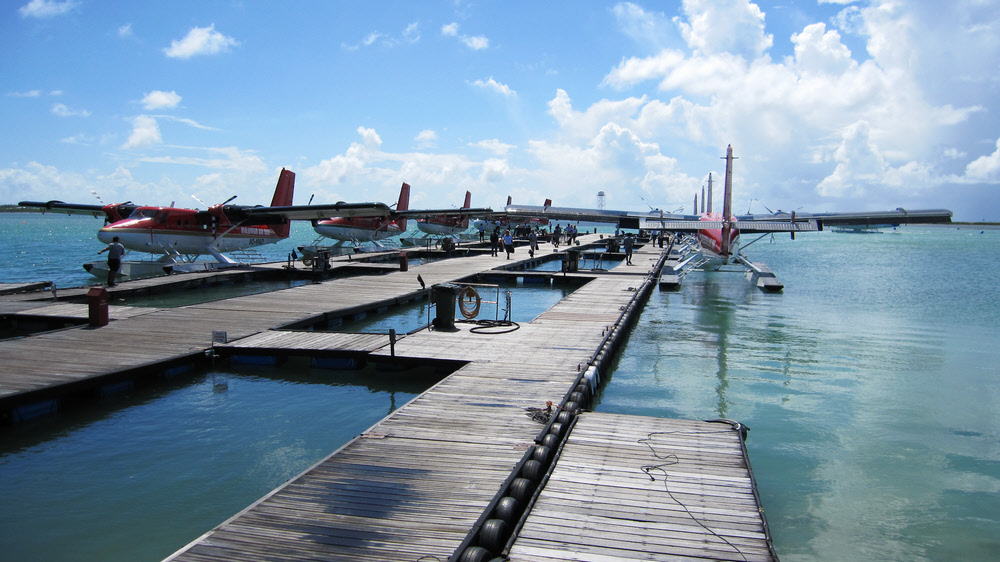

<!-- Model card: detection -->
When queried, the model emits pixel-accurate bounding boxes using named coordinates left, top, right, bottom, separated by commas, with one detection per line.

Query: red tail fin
left=270, top=168, right=295, bottom=238
left=396, top=182, right=410, bottom=231
left=543, top=198, right=552, bottom=209
left=460, top=191, right=471, bottom=228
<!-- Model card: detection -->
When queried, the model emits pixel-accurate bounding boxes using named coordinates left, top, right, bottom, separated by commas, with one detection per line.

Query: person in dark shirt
left=98, top=236, right=126, bottom=286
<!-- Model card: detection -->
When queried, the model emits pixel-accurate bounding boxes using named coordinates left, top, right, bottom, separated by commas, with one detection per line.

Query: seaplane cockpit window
left=129, top=208, right=161, bottom=219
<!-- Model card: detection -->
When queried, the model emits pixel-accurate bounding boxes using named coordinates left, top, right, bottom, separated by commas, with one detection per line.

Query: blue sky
left=3, top=0, right=999, bottom=220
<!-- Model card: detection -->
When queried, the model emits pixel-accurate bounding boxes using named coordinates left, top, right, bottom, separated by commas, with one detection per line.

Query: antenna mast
left=707, top=173, right=713, bottom=214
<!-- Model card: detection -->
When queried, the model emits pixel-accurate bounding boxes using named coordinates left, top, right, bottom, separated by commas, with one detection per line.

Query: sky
left=3, top=0, right=999, bottom=221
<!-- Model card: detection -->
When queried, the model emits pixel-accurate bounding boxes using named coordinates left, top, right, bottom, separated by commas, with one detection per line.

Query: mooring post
left=389, top=328, right=396, bottom=357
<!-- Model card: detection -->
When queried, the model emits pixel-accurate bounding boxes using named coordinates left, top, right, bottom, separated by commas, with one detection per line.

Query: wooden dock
left=507, top=413, right=774, bottom=561
left=0, top=236, right=775, bottom=560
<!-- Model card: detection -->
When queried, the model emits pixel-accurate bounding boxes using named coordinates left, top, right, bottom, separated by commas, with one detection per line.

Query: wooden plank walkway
left=0, top=239, right=595, bottom=404
left=225, top=330, right=394, bottom=354
left=508, top=413, right=774, bottom=561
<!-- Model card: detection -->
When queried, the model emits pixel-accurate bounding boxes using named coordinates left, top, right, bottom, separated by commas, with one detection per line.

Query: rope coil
left=458, top=285, right=481, bottom=319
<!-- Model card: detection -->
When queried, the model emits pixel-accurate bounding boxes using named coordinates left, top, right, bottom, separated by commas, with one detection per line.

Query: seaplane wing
left=19, top=199, right=393, bottom=225
left=508, top=204, right=952, bottom=233
left=221, top=201, right=393, bottom=224
left=504, top=204, right=641, bottom=224
left=638, top=207, right=953, bottom=233
left=395, top=207, right=493, bottom=220
left=18, top=200, right=141, bottom=221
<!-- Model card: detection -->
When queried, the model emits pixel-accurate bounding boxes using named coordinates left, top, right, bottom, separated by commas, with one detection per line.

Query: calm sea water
left=1, top=213, right=997, bottom=561
left=0, top=365, right=437, bottom=562
left=597, top=225, right=1000, bottom=561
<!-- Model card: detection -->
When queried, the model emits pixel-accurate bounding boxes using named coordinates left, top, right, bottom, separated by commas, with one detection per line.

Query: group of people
left=487, top=222, right=637, bottom=264
left=489, top=226, right=518, bottom=259
left=551, top=223, right=579, bottom=247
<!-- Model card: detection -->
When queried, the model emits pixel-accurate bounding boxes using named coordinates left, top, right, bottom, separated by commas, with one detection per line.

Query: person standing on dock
left=528, top=228, right=538, bottom=257
left=478, top=222, right=485, bottom=243
left=623, top=232, right=634, bottom=265
left=503, top=230, right=514, bottom=259
left=490, top=227, right=500, bottom=256
left=98, top=236, right=126, bottom=286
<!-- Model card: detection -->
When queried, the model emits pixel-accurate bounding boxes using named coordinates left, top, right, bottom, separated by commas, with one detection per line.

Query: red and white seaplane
left=503, top=144, right=954, bottom=290
left=302, top=184, right=492, bottom=258
left=415, top=191, right=473, bottom=236
left=312, top=182, right=411, bottom=244
left=19, top=169, right=395, bottom=278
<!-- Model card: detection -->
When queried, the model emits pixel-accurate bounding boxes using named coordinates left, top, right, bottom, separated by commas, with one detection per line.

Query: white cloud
left=415, top=129, right=437, bottom=148
left=965, top=138, right=1000, bottom=182
left=612, top=2, right=675, bottom=51
left=792, top=23, right=854, bottom=76
left=122, top=115, right=161, bottom=149
left=142, top=90, right=181, bottom=110
left=51, top=103, right=90, bottom=117
left=816, top=121, right=887, bottom=197
left=118, top=23, right=133, bottom=38
left=19, top=0, right=76, bottom=18
left=461, top=35, right=489, bottom=50
left=589, top=0, right=995, bottom=212
left=164, top=25, right=239, bottom=59
left=471, top=139, right=515, bottom=156
left=135, top=146, right=266, bottom=172
left=441, top=22, right=489, bottom=50
left=402, top=22, right=420, bottom=43
left=674, top=0, right=773, bottom=58
left=343, top=22, right=421, bottom=50
left=60, top=133, right=95, bottom=145
left=156, top=115, right=218, bottom=131
left=548, top=89, right=648, bottom=141
left=480, top=158, right=511, bottom=183
left=0, top=161, right=89, bottom=204
left=471, top=77, right=515, bottom=96
left=8, top=90, right=42, bottom=98
left=304, top=127, right=384, bottom=185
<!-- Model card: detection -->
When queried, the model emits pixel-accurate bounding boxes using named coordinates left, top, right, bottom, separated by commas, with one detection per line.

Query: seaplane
left=474, top=196, right=553, bottom=232
left=311, top=182, right=411, bottom=245
left=302, top=183, right=493, bottom=259
left=415, top=191, right=473, bottom=236
left=19, top=169, right=396, bottom=279
left=503, top=144, right=953, bottom=291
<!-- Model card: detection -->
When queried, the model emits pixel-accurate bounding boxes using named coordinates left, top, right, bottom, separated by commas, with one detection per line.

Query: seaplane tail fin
left=506, top=195, right=512, bottom=206
left=270, top=168, right=295, bottom=238
left=720, top=145, right=735, bottom=257
left=543, top=198, right=552, bottom=210
left=461, top=191, right=472, bottom=228
left=397, top=182, right=411, bottom=231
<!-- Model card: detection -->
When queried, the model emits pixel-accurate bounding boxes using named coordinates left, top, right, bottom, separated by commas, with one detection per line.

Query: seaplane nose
left=97, top=227, right=116, bottom=244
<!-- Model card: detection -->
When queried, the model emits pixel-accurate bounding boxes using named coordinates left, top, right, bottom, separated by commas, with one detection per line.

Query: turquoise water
left=330, top=279, right=580, bottom=334
left=596, top=226, right=1000, bottom=561
left=0, top=212, right=394, bottom=289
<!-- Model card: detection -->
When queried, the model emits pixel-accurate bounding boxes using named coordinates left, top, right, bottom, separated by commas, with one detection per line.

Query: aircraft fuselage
left=313, top=218, right=404, bottom=242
